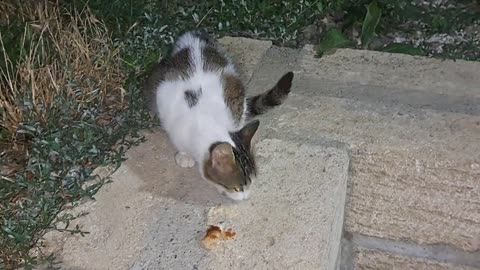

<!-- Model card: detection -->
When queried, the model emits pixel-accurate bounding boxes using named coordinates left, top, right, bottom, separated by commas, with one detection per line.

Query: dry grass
left=0, top=1, right=128, bottom=267
left=0, top=0, right=126, bottom=176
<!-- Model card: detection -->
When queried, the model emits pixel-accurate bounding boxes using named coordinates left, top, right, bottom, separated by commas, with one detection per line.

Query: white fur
left=155, top=32, right=249, bottom=200
left=215, top=185, right=251, bottom=201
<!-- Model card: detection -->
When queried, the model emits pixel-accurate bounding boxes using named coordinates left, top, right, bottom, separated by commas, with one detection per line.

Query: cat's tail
left=246, top=72, right=294, bottom=117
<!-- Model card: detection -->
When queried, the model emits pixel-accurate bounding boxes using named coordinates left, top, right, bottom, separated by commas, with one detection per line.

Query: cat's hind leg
left=175, top=151, right=196, bottom=168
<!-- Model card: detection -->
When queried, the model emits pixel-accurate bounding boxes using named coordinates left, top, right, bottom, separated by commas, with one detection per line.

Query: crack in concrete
left=345, top=233, right=480, bottom=268
left=337, top=236, right=355, bottom=270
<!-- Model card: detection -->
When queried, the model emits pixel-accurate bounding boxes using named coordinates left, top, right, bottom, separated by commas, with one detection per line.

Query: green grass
left=1, top=0, right=479, bottom=268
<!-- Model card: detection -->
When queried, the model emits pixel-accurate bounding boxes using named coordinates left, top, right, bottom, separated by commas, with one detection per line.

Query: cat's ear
left=210, top=143, right=235, bottom=174
left=238, top=120, right=260, bottom=149
left=275, top=71, right=294, bottom=94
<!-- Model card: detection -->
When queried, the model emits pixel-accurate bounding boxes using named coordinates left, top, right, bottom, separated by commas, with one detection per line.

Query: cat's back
left=147, top=31, right=246, bottom=129
left=156, top=31, right=240, bottom=103
left=173, top=31, right=235, bottom=74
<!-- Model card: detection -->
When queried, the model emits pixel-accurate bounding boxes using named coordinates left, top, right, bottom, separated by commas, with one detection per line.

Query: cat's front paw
left=175, top=152, right=196, bottom=168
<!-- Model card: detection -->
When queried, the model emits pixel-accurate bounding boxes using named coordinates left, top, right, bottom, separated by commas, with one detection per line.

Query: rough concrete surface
left=298, top=46, right=480, bottom=254
left=218, top=36, right=272, bottom=83
left=131, top=138, right=349, bottom=270
left=41, top=130, right=216, bottom=270
left=301, top=47, right=480, bottom=99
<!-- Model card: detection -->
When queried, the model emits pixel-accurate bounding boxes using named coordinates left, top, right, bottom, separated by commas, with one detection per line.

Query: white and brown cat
left=144, top=30, right=294, bottom=201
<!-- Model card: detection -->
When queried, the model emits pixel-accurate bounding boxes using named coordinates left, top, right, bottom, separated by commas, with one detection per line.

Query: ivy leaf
left=315, top=29, right=353, bottom=57
left=381, top=43, right=426, bottom=56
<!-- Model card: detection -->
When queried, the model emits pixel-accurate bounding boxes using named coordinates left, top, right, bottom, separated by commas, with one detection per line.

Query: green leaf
left=381, top=43, right=426, bottom=56
left=316, top=2, right=324, bottom=13
left=360, top=1, right=382, bottom=48
left=315, top=29, right=353, bottom=57
left=431, top=14, right=448, bottom=32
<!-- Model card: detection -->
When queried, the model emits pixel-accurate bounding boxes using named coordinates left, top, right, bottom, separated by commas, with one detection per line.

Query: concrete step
left=250, top=44, right=480, bottom=268
left=128, top=136, right=349, bottom=270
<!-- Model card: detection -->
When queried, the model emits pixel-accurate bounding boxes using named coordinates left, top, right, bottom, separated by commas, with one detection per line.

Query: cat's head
left=202, top=120, right=259, bottom=201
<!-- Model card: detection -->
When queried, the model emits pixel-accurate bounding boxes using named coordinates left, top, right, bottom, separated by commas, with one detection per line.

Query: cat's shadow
left=125, top=128, right=233, bottom=206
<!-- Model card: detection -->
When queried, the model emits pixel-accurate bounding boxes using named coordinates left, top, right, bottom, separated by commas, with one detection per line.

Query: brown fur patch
left=143, top=58, right=169, bottom=112
left=143, top=48, right=193, bottom=112
left=222, top=74, right=245, bottom=124
left=203, top=47, right=228, bottom=72
left=165, top=48, right=192, bottom=81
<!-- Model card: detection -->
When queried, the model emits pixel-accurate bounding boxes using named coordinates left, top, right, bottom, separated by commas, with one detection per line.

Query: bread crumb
left=201, top=225, right=236, bottom=250
left=224, top=228, right=236, bottom=239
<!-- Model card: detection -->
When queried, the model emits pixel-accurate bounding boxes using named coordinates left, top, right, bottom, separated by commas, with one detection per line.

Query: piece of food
left=201, top=225, right=236, bottom=250
left=224, top=228, right=236, bottom=240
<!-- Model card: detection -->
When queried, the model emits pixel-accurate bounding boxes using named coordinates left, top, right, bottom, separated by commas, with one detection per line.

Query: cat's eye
left=233, top=187, right=240, bottom=192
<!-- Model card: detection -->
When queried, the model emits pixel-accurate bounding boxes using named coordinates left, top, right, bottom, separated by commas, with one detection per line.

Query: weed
left=0, top=1, right=148, bottom=268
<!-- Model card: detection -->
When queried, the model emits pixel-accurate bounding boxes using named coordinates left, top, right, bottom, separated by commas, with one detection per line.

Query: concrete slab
left=245, top=45, right=301, bottom=96
left=218, top=36, right=272, bottom=83
left=301, top=46, right=480, bottom=99
left=130, top=138, right=349, bottom=270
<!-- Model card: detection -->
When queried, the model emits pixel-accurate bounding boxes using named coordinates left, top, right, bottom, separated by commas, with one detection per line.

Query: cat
left=144, top=30, right=294, bottom=201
